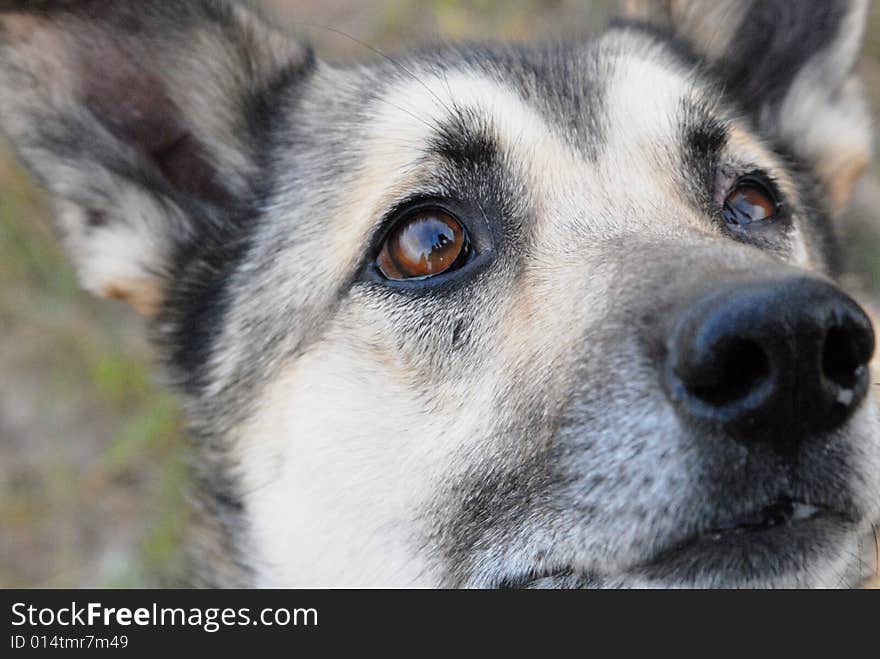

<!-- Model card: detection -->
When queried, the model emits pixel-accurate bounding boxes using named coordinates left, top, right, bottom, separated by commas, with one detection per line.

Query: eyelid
left=715, top=166, right=794, bottom=243
left=368, top=197, right=459, bottom=257
left=715, top=167, right=781, bottom=208
left=359, top=196, right=497, bottom=292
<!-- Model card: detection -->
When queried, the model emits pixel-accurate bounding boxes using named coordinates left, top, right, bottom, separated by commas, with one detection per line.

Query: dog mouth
left=655, top=498, right=829, bottom=550
left=500, top=498, right=877, bottom=588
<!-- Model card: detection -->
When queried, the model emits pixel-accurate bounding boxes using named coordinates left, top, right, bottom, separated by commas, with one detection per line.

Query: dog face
left=1, top=0, right=878, bottom=587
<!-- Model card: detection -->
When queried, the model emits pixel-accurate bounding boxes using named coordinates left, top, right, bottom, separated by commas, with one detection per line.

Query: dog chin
left=501, top=514, right=880, bottom=589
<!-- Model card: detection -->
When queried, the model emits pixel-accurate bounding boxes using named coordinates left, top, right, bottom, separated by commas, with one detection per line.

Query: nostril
left=663, top=275, right=876, bottom=446
left=822, top=325, right=870, bottom=390
left=686, top=339, right=771, bottom=407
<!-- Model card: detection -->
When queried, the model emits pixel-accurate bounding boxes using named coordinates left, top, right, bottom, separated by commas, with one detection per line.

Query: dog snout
left=662, top=276, right=875, bottom=449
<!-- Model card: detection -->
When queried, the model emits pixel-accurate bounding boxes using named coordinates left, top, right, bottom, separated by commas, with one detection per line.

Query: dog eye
left=722, top=178, right=779, bottom=227
left=376, top=209, right=470, bottom=280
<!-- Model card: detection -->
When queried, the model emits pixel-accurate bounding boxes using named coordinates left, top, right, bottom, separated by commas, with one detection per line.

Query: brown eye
left=722, top=179, right=779, bottom=227
left=376, top=209, right=470, bottom=280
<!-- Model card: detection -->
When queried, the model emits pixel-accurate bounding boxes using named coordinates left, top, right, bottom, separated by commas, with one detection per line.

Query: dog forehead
left=368, top=41, right=698, bottom=169
left=322, top=36, right=713, bottom=246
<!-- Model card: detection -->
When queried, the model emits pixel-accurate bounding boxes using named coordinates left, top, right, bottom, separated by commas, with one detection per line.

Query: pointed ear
left=0, top=0, right=312, bottom=315
left=621, top=0, right=872, bottom=213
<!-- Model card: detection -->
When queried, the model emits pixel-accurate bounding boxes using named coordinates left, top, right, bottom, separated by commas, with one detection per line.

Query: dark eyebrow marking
left=679, top=100, right=728, bottom=212
left=428, top=108, right=500, bottom=170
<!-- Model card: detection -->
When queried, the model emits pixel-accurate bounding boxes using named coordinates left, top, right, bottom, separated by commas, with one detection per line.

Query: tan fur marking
left=823, top=152, right=869, bottom=211
left=0, top=13, right=72, bottom=90
left=0, top=12, right=39, bottom=40
left=102, top=278, right=163, bottom=317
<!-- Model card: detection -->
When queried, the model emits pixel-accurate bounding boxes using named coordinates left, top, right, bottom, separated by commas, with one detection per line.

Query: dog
left=0, top=0, right=878, bottom=587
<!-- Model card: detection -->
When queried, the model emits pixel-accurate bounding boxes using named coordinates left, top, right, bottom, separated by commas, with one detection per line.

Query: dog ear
left=0, top=0, right=311, bottom=315
left=620, top=0, right=872, bottom=213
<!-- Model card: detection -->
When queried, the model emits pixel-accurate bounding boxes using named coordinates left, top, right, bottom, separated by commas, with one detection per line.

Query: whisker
left=701, top=3, right=742, bottom=63
left=371, top=95, right=440, bottom=133
left=290, top=20, right=458, bottom=121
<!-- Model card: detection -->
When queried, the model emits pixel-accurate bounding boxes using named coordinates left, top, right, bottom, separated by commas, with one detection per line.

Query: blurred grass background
left=0, top=1, right=878, bottom=587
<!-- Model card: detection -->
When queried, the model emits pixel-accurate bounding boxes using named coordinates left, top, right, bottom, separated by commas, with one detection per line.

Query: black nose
left=663, top=276, right=875, bottom=448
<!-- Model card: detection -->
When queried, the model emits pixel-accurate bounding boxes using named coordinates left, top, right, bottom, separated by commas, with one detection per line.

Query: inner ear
left=79, top=33, right=229, bottom=207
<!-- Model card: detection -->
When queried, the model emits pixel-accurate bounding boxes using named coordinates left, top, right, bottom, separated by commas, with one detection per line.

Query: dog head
left=1, top=0, right=878, bottom=587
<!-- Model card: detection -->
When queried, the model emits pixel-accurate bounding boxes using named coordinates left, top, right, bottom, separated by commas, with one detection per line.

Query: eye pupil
left=377, top=209, right=468, bottom=280
left=723, top=180, right=778, bottom=227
